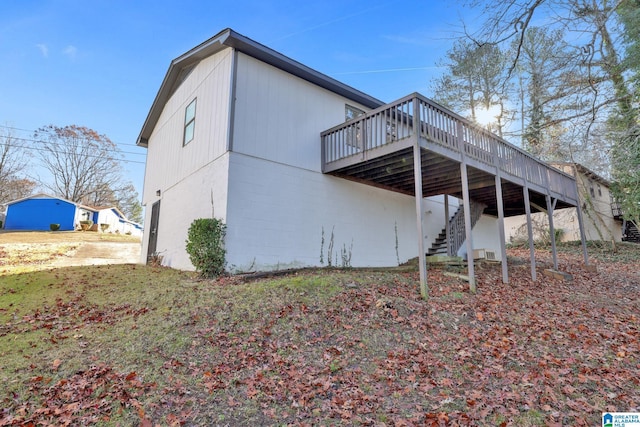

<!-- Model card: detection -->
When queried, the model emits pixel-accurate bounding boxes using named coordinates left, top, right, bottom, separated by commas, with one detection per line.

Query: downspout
left=227, top=49, right=239, bottom=153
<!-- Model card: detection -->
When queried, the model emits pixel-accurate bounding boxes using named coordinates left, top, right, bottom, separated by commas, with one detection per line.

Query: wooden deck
left=321, top=93, right=579, bottom=216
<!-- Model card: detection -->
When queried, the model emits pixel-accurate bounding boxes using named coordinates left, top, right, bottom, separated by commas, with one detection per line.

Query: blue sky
left=0, top=0, right=475, bottom=197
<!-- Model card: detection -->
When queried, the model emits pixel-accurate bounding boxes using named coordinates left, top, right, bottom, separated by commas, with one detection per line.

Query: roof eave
left=136, top=28, right=384, bottom=148
left=136, top=28, right=233, bottom=147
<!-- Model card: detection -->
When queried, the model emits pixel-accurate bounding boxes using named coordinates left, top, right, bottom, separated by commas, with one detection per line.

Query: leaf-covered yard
left=1, top=242, right=639, bottom=426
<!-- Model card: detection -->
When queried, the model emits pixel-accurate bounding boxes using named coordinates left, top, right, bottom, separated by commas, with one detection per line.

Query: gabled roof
left=4, top=193, right=78, bottom=207
left=550, top=162, right=612, bottom=187
left=137, top=28, right=385, bottom=147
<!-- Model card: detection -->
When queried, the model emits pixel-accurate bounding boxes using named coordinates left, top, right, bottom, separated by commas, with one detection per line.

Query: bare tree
left=462, top=0, right=640, bottom=227
left=116, top=183, right=143, bottom=223
left=34, top=125, right=125, bottom=205
left=464, top=0, right=632, bottom=138
left=0, top=128, right=32, bottom=203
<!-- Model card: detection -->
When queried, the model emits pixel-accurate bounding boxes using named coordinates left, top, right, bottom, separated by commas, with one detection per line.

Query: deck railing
left=321, top=93, right=578, bottom=202
left=611, top=193, right=624, bottom=218
left=447, top=200, right=486, bottom=256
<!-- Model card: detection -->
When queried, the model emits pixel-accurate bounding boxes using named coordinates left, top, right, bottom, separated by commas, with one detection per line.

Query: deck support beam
left=413, top=143, right=428, bottom=299
left=495, top=175, right=509, bottom=284
left=460, top=162, right=476, bottom=292
left=575, top=201, right=590, bottom=265
left=444, top=195, right=451, bottom=256
left=546, top=195, right=559, bottom=270
left=523, top=186, right=537, bottom=281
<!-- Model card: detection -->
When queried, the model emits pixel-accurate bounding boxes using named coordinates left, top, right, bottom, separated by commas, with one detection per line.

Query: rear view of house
left=138, top=28, right=588, bottom=288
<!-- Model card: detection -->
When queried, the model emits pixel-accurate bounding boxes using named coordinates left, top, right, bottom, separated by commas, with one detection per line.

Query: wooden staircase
left=428, top=199, right=486, bottom=257
left=623, top=221, right=640, bottom=243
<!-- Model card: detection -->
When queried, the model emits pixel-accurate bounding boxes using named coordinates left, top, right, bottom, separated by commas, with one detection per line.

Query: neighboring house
left=137, top=28, right=587, bottom=286
left=2, top=193, right=142, bottom=236
left=91, top=206, right=144, bottom=237
left=504, top=163, right=634, bottom=244
left=3, top=193, right=95, bottom=231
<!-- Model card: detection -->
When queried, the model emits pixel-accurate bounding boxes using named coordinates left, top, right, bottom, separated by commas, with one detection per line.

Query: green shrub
left=49, top=223, right=60, bottom=231
left=185, top=218, right=226, bottom=278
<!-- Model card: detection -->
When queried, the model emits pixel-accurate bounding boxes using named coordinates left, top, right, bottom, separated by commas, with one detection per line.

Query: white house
left=137, top=28, right=588, bottom=288
left=505, top=163, right=629, bottom=244
left=92, top=206, right=143, bottom=237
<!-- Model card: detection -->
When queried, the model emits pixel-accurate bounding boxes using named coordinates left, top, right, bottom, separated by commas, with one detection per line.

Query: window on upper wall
left=345, top=104, right=365, bottom=149
left=183, top=98, right=196, bottom=146
left=345, top=104, right=365, bottom=122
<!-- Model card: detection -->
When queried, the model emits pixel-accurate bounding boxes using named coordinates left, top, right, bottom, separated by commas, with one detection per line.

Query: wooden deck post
left=523, top=185, right=537, bottom=281
left=444, top=195, right=451, bottom=256
left=413, top=100, right=428, bottom=299
left=460, top=161, right=476, bottom=292
left=546, top=194, right=559, bottom=270
left=575, top=202, right=590, bottom=265
left=495, top=175, right=509, bottom=284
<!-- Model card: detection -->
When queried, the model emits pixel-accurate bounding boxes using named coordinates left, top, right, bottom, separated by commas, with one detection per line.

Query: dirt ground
left=0, top=231, right=142, bottom=271
left=49, top=240, right=142, bottom=267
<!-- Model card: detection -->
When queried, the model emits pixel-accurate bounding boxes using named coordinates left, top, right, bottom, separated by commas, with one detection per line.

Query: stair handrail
left=447, top=199, right=486, bottom=256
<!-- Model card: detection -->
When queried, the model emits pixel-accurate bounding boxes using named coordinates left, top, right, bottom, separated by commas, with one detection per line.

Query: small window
left=345, top=104, right=365, bottom=149
left=597, top=185, right=602, bottom=197
left=345, top=104, right=365, bottom=122
left=589, top=184, right=595, bottom=198
left=183, top=98, right=196, bottom=145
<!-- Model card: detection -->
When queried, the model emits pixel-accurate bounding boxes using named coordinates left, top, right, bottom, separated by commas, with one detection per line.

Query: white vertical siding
left=142, top=48, right=233, bottom=205
left=232, top=53, right=369, bottom=172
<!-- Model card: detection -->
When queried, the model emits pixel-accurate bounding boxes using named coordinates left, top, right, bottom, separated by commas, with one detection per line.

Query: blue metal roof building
left=3, top=194, right=93, bottom=231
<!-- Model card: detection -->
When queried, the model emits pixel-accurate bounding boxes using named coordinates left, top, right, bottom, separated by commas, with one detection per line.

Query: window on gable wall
left=345, top=104, right=365, bottom=150
left=183, top=98, right=197, bottom=146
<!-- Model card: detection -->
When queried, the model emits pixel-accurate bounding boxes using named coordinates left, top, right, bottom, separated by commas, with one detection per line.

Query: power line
left=0, top=124, right=145, bottom=149
left=0, top=140, right=146, bottom=165
left=6, top=135, right=146, bottom=158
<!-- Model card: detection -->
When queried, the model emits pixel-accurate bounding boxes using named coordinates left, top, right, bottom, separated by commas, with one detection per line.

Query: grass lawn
left=0, top=241, right=638, bottom=426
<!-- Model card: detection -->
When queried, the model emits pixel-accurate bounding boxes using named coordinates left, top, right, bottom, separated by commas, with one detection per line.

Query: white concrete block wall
left=223, top=152, right=460, bottom=272
left=140, top=153, right=230, bottom=267
left=463, top=215, right=501, bottom=261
